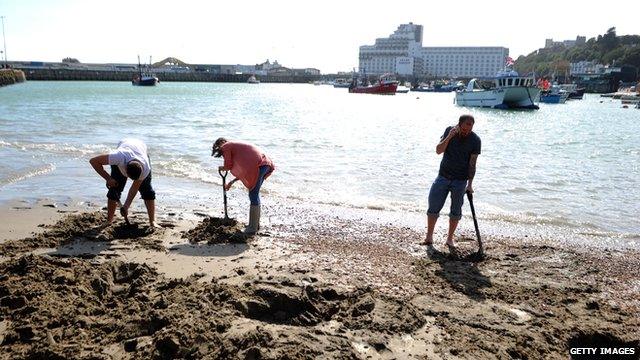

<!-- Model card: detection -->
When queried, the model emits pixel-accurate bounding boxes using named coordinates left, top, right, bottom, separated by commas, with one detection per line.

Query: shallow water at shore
left=1, top=81, right=639, bottom=241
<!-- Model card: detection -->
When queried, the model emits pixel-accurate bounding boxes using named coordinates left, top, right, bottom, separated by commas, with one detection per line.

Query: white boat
left=247, top=75, right=260, bottom=84
left=396, top=86, right=410, bottom=93
left=455, top=70, right=540, bottom=109
left=333, top=78, right=350, bottom=88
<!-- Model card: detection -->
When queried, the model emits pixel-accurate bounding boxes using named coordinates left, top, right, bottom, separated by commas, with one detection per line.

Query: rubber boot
left=244, top=205, right=261, bottom=235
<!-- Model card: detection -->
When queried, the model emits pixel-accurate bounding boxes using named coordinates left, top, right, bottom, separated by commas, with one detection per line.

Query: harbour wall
left=18, top=68, right=322, bottom=83
left=0, top=69, right=26, bottom=87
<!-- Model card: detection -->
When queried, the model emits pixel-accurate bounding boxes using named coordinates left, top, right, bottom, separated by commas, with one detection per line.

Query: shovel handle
left=218, top=169, right=229, bottom=219
left=466, top=190, right=482, bottom=254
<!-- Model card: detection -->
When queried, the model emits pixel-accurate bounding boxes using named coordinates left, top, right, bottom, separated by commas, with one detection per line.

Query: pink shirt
left=221, top=141, right=275, bottom=189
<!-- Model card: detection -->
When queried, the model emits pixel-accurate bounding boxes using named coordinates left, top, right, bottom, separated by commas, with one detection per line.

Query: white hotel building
left=359, top=23, right=509, bottom=78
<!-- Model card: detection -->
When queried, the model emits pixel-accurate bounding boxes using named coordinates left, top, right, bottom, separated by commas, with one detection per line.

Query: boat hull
left=132, top=77, right=158, bottom=86
left=568, top=88, right=585, bottom=99
left=455, top=87, right=540, bottom=109
left=349, top=82, right=397, bottom=94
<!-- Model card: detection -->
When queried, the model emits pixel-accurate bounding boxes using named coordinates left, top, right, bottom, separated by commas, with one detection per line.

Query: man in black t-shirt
left=422, top=114, right=481, bottom=249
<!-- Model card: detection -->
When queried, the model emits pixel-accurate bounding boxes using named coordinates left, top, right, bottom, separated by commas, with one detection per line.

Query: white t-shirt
left=108, top=138, right=151, bottom=180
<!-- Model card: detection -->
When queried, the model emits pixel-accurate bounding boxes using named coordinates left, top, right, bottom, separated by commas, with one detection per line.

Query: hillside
left=515, top=28, right=640, bottom=78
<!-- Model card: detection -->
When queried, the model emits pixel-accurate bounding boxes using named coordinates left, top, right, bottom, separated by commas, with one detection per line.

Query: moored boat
left=348, top=73, right=397, bottom=95
left=557, top=83, right=585, bottom=99
left=455, top=70, right=539, bottom=109
left=247, top=75, right=260, bottom=84
left=539, top=85, right=569, bottom=104
left=132, top=56, right=158, bottom=86
left=333, top=78, right=350, bottom=88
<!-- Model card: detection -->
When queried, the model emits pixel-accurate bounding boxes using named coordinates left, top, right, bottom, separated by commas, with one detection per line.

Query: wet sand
left=0, top=202, right=639, bottom=359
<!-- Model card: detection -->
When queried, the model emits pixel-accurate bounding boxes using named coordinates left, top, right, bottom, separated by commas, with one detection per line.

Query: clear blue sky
left=1, top=0, right=637, bottom=73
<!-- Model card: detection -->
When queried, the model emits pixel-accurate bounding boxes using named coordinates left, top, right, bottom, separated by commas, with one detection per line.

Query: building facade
left=359, top=23, right=424, bottom=76
left=545, top=36, right=586, bottom=49
left=359, top=23, right=508, bottom=78
left=422, top=47, right=508, bottom=78
left=570, top=60, right=605, bottom=75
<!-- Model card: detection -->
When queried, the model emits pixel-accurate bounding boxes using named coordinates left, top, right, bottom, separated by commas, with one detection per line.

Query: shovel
left=218, top=169, right=229, bottom=219
left=466, top=191, right=484, bottom=257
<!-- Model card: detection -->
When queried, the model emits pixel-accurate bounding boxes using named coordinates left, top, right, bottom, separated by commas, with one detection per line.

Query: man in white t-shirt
left=89, top=138, right=157, bottom=227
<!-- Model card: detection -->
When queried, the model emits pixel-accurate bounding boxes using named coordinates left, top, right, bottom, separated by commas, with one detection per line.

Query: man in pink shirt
left=211, top=138, right=275, bottom=235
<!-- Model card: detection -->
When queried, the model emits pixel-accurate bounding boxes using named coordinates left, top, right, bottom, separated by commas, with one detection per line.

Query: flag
left=506, top=56, right=515, bottom=66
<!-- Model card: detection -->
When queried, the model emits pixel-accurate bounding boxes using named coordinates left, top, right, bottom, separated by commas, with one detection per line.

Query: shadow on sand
left=168, top=242, right=249, bottom=257
left=424, top=246, right=492, bottom=301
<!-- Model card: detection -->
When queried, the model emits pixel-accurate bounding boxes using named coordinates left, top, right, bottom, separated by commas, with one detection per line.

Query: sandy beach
left=0, top=199, right=638, bottom=359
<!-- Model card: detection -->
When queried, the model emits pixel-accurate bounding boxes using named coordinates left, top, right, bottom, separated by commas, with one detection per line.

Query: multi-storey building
left=422, top=47, right=508, bottom=78
left=359, top=23, right=508, bottom=78
left=359, top=23, right=424, bottom=76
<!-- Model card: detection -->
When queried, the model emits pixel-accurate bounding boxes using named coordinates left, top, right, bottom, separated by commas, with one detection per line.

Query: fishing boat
left=539, top=85, right=570, bottom=104
left=132, top=56, right=158, bottom=86
left=455, top=69, right=539, bottom=109
left=348, top=73, right=397, bottom=95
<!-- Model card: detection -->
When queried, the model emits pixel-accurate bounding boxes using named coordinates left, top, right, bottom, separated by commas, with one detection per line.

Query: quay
left=0, top=68, right=25, bottom=86
left=17, top=68, right=321, bottom=83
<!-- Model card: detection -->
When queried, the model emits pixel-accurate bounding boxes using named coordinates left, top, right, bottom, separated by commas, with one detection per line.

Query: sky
left=1, top=0, right=638, bottom=73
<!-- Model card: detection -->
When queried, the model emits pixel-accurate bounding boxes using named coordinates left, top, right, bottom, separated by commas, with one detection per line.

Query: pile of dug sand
left=182, top=217, right=248, bottom=244
left=0, top=212, right=163, bottom=256
left=0, top=254, right=426, bottom=359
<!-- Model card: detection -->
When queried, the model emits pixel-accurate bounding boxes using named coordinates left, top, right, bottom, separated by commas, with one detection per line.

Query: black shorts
left=106, top=165, right=156, bottom=201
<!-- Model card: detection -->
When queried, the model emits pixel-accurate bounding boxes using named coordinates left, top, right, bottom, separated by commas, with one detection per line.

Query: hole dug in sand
left=182, top=216, right=249, bottom=244
left=234, top=284, right=426, bottom=334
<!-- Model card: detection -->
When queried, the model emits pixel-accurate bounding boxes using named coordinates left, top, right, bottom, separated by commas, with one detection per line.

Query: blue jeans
left=427, top=175, right=467, bottom=220
left=249, top=165, right=271, bottom=205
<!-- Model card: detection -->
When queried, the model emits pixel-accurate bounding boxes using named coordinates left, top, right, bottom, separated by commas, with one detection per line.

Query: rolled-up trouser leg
left=107, top=166, right=127, bottom=201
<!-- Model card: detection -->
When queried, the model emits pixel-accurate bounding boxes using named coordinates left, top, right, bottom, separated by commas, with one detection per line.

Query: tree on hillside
left=599, top=27, right=618, bottom=52
left=62, top=57, right=80, bottom=63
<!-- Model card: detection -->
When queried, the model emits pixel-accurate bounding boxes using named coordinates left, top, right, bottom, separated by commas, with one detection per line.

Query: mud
left=0, top=211, right=639, bottom=359
left=0, top=212, right=164, bottom=256
left=181, top=217, right=248, bottom=244
left=0, top=254, right=426, bottom=359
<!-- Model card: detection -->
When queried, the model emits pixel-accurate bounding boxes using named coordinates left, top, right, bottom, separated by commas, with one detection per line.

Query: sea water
left=1, top=81, right=638, bottom=243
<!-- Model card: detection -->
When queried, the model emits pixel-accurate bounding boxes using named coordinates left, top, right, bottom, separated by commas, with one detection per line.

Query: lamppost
left=1, top=16, right=6, bottom=67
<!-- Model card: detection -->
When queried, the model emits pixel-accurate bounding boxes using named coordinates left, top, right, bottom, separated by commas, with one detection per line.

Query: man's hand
left=466, top=183, right=474, bottom=194
left=218, top=166, right=226, bottom=172
left=106, top=177, right=118, bottom=188
left=448, top=125, right=459, bottom=138
left=120, top=204, right=129, bottom=218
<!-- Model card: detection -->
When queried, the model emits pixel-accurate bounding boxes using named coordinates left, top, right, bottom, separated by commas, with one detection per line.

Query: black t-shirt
left=438, top=126, right=481, bottom=180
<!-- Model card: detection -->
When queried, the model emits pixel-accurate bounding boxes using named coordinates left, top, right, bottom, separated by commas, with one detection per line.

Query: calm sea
left=1, top=81, right=638, bottom=243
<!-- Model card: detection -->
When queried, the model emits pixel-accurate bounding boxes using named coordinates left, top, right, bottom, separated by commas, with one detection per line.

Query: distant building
left=570, top=60, right=605, bottom=75
left=359, top=23, right=424, bottom=76
left=422, top=47, right=508, bottom=78
left=359, top=23, right=508, bottom=78
left=545, top=36, right=586, bottom=49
